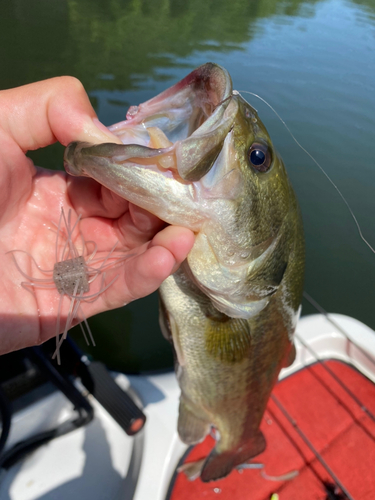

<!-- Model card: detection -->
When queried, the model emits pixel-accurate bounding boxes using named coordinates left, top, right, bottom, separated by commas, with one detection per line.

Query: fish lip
left=144, top=62, right=233, bottom=110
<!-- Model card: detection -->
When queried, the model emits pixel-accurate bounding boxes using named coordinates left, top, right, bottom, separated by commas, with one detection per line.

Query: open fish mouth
left=65, top=63, right=237, bottom=182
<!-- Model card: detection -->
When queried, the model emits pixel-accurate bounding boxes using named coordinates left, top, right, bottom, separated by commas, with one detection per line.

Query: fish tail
left=200, top=430, right=266, bottom=482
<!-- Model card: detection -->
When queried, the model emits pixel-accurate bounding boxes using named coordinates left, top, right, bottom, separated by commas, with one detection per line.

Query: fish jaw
left=64, top=141, right=206, bottom=230
left=64, top=63, right=240, bottom=229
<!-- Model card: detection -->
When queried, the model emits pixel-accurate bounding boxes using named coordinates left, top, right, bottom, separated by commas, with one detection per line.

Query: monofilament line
left=236, top=89, right=375, bottom=256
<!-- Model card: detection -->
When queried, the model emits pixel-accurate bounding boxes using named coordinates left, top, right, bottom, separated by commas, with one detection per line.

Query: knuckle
left=55, top=75, right=86, bottom=96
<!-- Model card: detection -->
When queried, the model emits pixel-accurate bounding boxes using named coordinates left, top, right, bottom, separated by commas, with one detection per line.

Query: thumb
left=0, top=76, right=121, bottom=152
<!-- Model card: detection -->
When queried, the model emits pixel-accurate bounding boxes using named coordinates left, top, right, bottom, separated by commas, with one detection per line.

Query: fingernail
left=92, top=117, right=113, bottom=135
left=82, top=117, right=122, bottom=144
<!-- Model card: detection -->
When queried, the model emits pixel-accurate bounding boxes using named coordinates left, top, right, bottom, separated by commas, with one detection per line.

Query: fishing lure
left=9, top=208, right=128, bottom=363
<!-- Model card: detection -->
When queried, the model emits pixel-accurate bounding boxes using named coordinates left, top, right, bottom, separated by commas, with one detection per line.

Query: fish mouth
left=106, top=63, right=237, bottom=182
left=63, top=63, right=240, bottom=230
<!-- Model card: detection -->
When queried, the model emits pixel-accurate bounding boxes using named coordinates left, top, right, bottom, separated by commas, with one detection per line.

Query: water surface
left=1, top=0, right=374, bottom=371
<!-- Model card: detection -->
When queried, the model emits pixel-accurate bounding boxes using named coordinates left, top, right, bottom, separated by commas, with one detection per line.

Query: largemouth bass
left=64, top=63, right=305, bottom=482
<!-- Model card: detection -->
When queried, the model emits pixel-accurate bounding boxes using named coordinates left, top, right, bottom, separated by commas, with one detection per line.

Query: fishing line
left=270, top=393, right=355, bottom=500
left=294, top=330, right=375, bottom=425
left=235, top=90, right=375, bottom=256
left=302, top=291, right=375, bottom=365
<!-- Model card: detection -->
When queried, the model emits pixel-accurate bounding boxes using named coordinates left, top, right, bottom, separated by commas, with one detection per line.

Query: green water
left=1, top=0, right=375, bottom=372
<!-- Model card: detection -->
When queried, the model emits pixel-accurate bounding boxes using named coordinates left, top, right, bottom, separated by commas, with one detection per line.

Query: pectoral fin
left=205, top=316, right=251, bottom=363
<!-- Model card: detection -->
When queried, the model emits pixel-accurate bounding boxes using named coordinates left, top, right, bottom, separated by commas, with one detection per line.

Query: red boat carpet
left=167, top=360, right=375, bottom=500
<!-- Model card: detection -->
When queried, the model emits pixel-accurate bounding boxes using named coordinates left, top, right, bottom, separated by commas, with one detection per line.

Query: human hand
left=0, top=77, right=194, bottom=355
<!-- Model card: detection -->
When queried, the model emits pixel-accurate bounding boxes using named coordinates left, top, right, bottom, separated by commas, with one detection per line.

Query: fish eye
left=247, top=142, right=272, bottom=172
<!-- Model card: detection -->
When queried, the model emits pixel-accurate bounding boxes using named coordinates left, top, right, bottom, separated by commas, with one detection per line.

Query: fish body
left=64, top=63, right=304, bottom=481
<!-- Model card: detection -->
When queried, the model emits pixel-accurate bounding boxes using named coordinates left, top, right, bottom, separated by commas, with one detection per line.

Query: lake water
left=1, top=0, right=375, bottom=371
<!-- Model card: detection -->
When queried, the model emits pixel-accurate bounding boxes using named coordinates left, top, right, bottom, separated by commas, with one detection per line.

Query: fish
left=63, top=62, right=305, bottom=482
